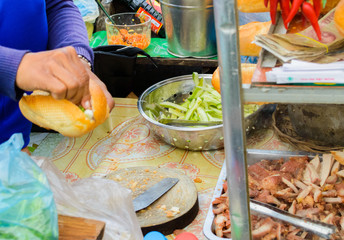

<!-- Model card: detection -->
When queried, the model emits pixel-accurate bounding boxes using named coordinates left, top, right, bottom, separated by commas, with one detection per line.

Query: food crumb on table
left=194, top=177, right=202, bottom=183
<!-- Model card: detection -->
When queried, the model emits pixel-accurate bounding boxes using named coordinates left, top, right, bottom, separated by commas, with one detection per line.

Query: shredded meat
left=280, top=156, right=308, bottom=179
left=212, top=153, right=344, bottom=239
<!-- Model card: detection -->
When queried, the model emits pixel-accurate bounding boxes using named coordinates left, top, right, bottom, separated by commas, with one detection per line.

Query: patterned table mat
left=31, top=98, right=295, bottom=240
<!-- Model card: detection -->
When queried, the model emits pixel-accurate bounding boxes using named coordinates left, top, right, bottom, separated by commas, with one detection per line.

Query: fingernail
left=84, top=100, right=91, bottom=109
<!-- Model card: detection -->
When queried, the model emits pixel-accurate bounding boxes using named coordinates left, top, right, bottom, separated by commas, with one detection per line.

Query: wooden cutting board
left=106, top=166, right=199, bottom=235
left=58, top=215, right=105, bottom=240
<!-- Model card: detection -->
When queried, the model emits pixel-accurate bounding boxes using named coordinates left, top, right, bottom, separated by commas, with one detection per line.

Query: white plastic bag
left=33, top=157, right=143, bottom=240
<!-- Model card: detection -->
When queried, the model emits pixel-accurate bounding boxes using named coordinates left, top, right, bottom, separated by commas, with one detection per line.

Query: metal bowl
left=137, top=74, right=224, bottom=151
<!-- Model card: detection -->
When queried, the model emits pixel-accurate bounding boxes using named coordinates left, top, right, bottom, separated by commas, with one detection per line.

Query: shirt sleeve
left=46, top=0, right=94, bottom=65
left=0, top=46, right=28, bottom=100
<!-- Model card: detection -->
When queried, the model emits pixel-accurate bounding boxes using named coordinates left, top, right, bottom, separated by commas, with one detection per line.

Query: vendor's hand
left=16, top=46, right=91, bottom=109
left=79, top=60, right=115, bottom=112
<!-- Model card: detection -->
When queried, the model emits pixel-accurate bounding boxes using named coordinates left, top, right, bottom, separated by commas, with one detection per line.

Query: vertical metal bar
left=213, top=0, right=252, bottom=239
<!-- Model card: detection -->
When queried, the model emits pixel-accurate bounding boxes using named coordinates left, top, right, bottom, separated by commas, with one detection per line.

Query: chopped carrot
left=107, top=31, right=150, bottom=49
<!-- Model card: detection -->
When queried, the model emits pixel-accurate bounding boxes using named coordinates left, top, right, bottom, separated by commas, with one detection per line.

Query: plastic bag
left=34, top=156, right=143, bottom=240
left=0, top=134, right=58, bottom=240
left=74, top=0, right=99, bottom=23
left=238, top=11, right=271, bottom=25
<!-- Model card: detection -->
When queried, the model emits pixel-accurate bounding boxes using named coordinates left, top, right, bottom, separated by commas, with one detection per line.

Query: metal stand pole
left=213, top=0, right=252, bottom=239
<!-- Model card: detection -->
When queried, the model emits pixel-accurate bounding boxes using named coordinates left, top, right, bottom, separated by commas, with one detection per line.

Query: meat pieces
left=212, top=153, right=344, bottom=239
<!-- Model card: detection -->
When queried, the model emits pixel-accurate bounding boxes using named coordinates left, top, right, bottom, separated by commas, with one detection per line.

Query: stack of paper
left=266, top=60, right=344, bottom=84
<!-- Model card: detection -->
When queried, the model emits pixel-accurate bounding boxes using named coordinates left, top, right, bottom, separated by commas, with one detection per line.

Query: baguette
left=211, top=64, right=270, bottom=104
left=239, top=21, right=271, bottom=56
left=19, top=79, right=109, bottom=137
left=334, top=0, right=344, bottom=36
left=211, top=63, right=257, bottom=93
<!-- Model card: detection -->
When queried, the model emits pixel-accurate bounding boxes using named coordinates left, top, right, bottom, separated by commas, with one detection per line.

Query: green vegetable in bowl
left=145, top=72, right=260, bottom=125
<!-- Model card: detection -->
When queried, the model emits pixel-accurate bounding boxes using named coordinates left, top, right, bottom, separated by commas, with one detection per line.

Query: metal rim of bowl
left=137, top=74, right=223, bottom=132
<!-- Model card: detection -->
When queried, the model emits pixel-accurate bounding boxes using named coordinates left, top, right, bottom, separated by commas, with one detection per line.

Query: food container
left=203, top=149, right=317, bottom=239
left=137, top=74, right=223, bottom=151
left=105, top=12, right=151, bottom=49
left=137, top=74, right=273, bottom=151
left=160, top=0, right=217, bottom=58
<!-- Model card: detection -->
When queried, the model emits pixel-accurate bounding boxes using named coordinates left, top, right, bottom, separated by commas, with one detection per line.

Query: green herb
left=147, top=72, right=260, bottom=125
left=79, top=106, right=85, bottom=112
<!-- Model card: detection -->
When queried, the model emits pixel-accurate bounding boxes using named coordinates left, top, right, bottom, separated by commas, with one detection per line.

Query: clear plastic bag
left=34, top=156, right=143, bottom=240
left=0, top=133, right=58, bottom=240
left=74, top=0, right=100, bottom=23
left=238, top=11, right=271, bottom=25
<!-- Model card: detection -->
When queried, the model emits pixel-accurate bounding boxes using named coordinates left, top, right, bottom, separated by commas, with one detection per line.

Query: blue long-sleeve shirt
left=0, top=0, right=93, bottom=147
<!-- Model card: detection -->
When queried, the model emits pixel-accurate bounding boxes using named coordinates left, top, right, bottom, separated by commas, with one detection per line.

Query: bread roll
left=19, top=79, right=109, bottom=137
left=241, top=63, right=258, bottom=84
left=334, top=0, right=344, bottom=36
left=211, top=64, right=270, bottom=105
left=237, top=0, right=339, bottom=13
left=237, top=0, right=270, bottom=13
left=239, top=21, right=271, bottom=56
left=211, top=67, right=221, bottom=93
left=323, top=0, right=341, bottom=13
left=211, top=63, right=257, bottom=93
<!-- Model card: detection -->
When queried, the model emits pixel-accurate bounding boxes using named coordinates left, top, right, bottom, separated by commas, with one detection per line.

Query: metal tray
left=203, top=149, right=316, bottom=240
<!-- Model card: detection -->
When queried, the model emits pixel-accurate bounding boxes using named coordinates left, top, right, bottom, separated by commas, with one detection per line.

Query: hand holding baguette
left=16, top=46, right=93, bottom=108
left=17, top=46, right=114, bottom=137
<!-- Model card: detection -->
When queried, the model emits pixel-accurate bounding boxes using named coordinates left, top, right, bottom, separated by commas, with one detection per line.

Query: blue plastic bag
left=0, top=134, right=58, bottom=240
left=74, top=0, right=99, bottom=23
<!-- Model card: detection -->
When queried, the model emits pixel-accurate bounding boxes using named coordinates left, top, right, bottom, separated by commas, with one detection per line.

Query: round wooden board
left=106, top=166, right=199, bottom=235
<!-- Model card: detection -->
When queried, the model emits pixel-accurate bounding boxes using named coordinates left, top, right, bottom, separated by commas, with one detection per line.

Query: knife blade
left=132, top=177, right=179, bottom=212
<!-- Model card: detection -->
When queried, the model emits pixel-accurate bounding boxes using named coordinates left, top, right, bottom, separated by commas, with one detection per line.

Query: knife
left=132, top=177, right=179, bottom=212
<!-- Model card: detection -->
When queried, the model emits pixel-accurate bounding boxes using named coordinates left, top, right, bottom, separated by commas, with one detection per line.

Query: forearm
left=0, top=46, right=28, bottom=100
left=46, top=0, right=93, bottom=64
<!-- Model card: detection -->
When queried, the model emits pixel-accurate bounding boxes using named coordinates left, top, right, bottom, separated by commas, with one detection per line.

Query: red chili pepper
left=280, top=0, right=291, bottom=29
left=313, top=0, right=321, bottom=18
left=264, top=0, right=269, bottom=8
left=285, top=0, right=305, bottom=24
left=302, top=1, right=322, bottom=40
left=270, top=0, right=279, bottom=24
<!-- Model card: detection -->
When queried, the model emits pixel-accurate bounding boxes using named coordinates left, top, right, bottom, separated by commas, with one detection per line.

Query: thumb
left=80, top=87, right=92, bottom=110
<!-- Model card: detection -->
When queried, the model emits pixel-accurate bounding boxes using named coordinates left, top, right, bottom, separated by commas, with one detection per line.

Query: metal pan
left=203, top=149, right=338, bottom=239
